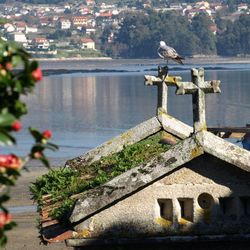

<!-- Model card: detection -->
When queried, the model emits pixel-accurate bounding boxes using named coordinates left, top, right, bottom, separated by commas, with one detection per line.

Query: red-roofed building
left=33, top=37, right=49, bottom=49
left=15, top=21, right=27, bottom=32
left=72, top=16, right=88, bottom=27
left=80, top=38, right=95, bottom=49
left=99, top=12, right=112, bottom=18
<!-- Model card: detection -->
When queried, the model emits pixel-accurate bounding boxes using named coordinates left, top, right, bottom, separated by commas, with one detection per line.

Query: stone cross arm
left=144, top=75, right=182, bottom=114
left=175, top=80, right=221, bottom=95
left=144, top=75, right=182, bottom=87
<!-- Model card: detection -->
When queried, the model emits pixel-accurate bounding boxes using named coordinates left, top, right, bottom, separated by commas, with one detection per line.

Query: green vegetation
left=101, top=11, right=250, bottom=58
left=56, top=49, right=106, bottom=58
left=217, top=14, right=250, bottom=56
left=30, top=131, right=172, bottom=221
left=102, top=11, right=217, bottom=58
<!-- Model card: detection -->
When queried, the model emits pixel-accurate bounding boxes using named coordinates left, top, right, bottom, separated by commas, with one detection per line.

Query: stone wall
left=75, top=154, right=250, bottom=238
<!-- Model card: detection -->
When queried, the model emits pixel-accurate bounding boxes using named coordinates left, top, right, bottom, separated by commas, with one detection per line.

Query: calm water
left=8, top=65, right=250, bottom=165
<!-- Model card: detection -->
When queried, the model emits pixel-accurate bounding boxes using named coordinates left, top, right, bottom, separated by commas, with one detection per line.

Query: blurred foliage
left=0, top=39, right=58, bottom=246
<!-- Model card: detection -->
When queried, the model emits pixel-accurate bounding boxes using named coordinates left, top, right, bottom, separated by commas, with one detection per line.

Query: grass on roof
left=30, top=131, right=173, bottom=221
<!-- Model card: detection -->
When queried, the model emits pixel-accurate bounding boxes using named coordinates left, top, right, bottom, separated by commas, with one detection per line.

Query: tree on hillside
left=217, top=14, right=250, bottom=56
left=110, top=11, right=217, bottom=58
left=191, top=13, right=217, bottom=55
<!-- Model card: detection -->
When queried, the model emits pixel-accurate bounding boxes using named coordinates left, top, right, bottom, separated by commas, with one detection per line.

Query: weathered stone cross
left=144, top=66, right=182, bottom=114
left=144, top=67, right=221, bottom=133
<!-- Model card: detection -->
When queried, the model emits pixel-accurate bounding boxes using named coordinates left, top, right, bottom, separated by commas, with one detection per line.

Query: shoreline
left=35, top=57, right=250, bottom=76
left=35, top=56, right=250, bottom=64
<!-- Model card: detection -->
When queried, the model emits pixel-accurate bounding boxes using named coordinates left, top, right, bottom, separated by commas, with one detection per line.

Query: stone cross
left=144, top=67, right=221, bottom=133
left=144, top=66, right=181, bottom=114
left=175, top=68, right=221, bottom=132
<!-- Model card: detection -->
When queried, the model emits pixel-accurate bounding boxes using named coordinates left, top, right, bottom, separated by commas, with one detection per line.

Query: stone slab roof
left=65, top=112, right=193, bottom=169
left=69, top=130, right=250, bottom=224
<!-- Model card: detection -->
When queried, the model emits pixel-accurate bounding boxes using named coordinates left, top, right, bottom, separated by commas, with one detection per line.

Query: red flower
left=5, top=62, right=12, bottom=71
left=11, top=120, right=22, bottom=132
left=31, top=67, right=43, bottom=82
left=0, top=213, right=12, bottom=228
left=33, top=152, right=42, bottom=159
left=0, top=154, right=22, bottom=170
left=42, top=129, right=52, bottom=139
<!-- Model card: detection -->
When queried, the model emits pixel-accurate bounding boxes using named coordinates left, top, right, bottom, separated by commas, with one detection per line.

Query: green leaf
left=29, top=127, right=43, bottom=142
left=39, top=155, right=50, bottom=168
left=30, top=61, right=38, bottom=71
left=0, top=175, right=15, bottom=186
left=47, top=142, right=59, bottom=150
left=11, top=55, right=21, bottom=67
left=14, top=80, right=22, bottom=92
left=0, top=113, right=16, bottom=127
left=0, top=195, right=9, bottom=203
left=15, top=100, right=27, bottom=115
left=0, top=131, right=16, bottom=146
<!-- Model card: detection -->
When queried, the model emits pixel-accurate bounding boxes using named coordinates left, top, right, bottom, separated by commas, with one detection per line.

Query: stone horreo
left=42, top=67, right=250, bottom=247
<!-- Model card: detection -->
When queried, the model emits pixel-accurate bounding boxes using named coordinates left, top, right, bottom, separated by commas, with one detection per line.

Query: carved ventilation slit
left=178, top=198, right=193, bottom=222
left=158, top=199, right=173, bottom=221
left=240, top=197, right=250, bottom=216
left=219, top=197, right=235, bottom=215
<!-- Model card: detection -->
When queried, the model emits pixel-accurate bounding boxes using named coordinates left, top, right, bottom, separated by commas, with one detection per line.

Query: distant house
left=72, top=16, right=88, bottom=27
left=15, top=21, right=26, bottom=32
left=59, top=18, right=71, bottom=29
left=33, top=37, right=49, bottom=49
left=25, top=25, right=38, bottom=34
left=4, top=23, right=15, bottom=33
left=86, top=0, right=95, bottom=6
left=79, top=7, right=91, bottom=15
left=86, top=27, right=96, bottom=35
left=238, top=3, right=248, bottom=11
left=80, top=38, right=95, bottom=49
left=169, top=3, right=183, bottom=10
left=8, top=31, right=27, bottom=44
left=98, top=11, right=113, bottom=19
left=40, top=17, right=50, bottom=27
left=54, top=7, right=66, bottom=13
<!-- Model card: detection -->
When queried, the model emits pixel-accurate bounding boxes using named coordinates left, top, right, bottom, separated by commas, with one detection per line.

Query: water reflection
left=13, top=69, right=250, bottom=160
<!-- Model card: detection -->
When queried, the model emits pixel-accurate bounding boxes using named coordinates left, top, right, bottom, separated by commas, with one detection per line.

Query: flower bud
left=42, top=129, right=52, bottom=139
left=33, top=152, right=42, bottom=159
left=0, top=154, right=22, bottom=170
left=11, top=120, right=22, bottom=132
left=0, top=212, right=12, bottom=228
left=5, top=62, right=12, bottom=71
left=31, top=67, right=43, bottom=82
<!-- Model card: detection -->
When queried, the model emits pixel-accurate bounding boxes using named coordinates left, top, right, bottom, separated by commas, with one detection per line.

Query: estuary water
left=9, top=62, right=250, bottom=166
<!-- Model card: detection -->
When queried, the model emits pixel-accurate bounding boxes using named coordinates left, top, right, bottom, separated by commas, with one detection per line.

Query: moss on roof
left=30, top=131, right=174, bottom=221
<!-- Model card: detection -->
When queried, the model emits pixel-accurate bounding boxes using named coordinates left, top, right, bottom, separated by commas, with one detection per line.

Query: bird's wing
left=164, top=45, right=180, bottom=58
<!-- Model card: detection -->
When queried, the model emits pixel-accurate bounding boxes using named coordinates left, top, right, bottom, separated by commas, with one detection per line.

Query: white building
left=60, top=19, right=71, bottom=29
left=9, top=32, right=27, bottom=44
left=25, top=25, right=38, bottom=34
left=4, top=23, right=15, bottom=33
left=80, top=38, right=95, bottom=49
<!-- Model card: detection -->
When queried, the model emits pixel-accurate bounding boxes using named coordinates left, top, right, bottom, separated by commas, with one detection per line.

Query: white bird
left=157, top=41, right=184, bottom=65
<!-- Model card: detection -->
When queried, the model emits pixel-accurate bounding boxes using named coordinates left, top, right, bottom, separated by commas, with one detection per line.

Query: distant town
left=0, top=0, right=249, bottom=58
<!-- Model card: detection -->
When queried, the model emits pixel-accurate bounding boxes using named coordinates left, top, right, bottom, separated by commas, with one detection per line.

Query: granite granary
left=38, top=68, right=250, bottom=247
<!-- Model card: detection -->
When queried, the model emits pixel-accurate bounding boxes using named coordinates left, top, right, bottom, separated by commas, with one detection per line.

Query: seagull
left=157, top=41, right=184, bottom=65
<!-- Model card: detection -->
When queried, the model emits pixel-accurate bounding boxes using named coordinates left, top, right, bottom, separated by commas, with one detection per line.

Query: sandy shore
left=4, top=168, right=71, bottom=250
